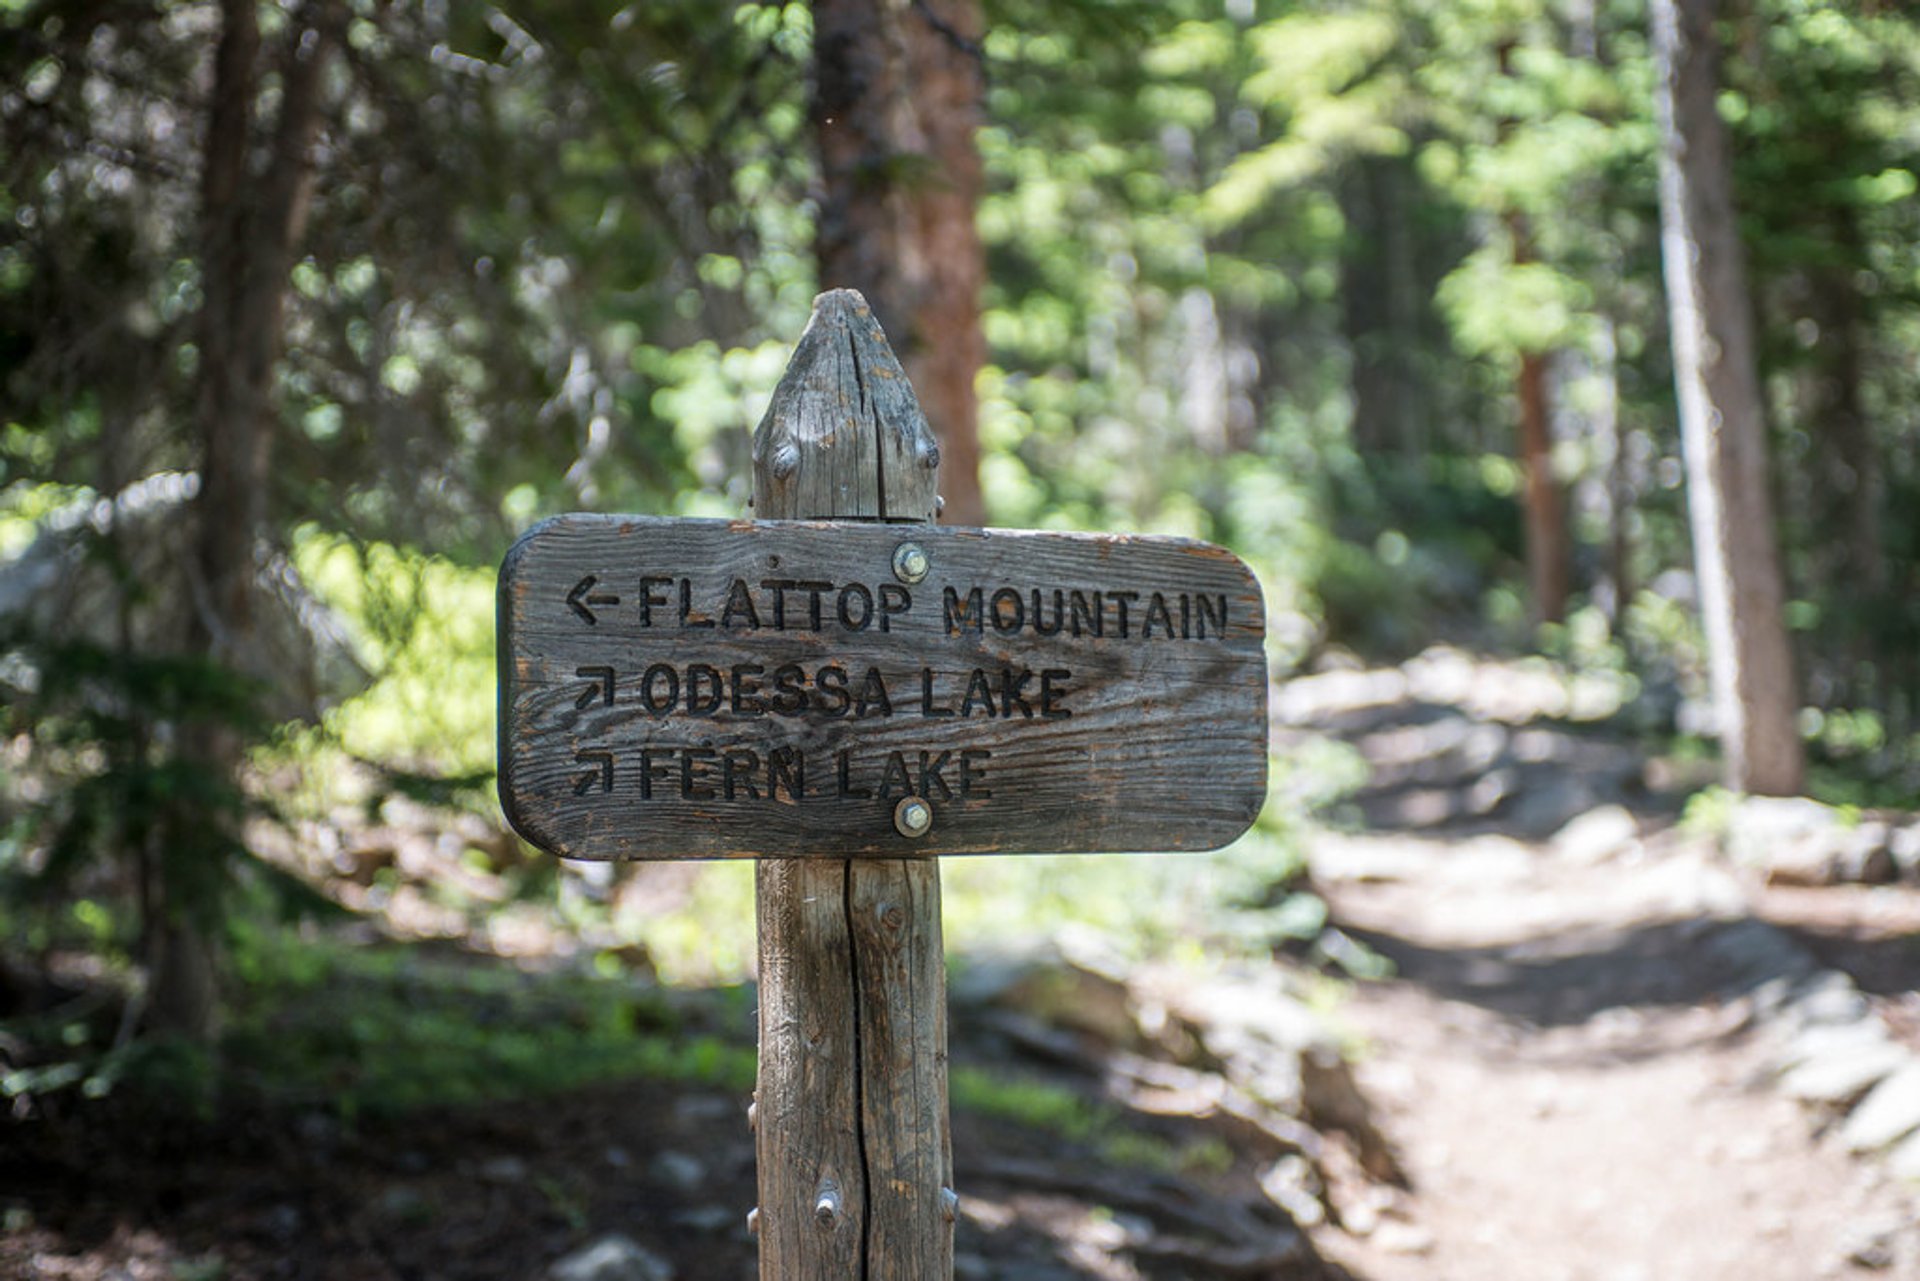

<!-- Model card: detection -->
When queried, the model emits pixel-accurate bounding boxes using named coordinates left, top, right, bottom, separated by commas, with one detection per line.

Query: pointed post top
left=751, top=289, right=941, bottom=522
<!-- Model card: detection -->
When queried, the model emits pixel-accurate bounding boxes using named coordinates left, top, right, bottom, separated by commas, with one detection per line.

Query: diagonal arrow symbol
left=566, top=575, right=620, bottom=625
left=573, top=750, right=614, bottom=796
left=574, top=665, right=616, bottom=709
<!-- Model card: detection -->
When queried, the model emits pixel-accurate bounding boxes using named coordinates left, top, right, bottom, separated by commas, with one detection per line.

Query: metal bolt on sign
left=893, top=796, right=934, bottom=839
left=892, top=540, right=930, bottom=584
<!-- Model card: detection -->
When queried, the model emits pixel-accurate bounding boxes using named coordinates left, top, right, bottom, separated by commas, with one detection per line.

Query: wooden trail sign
left=496, top=290, right=1272, bottom=1279
left=497, top=518, right=1269, bottom=860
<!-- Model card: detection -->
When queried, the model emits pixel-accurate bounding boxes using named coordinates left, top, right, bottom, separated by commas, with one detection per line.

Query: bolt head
left=893, top=796, right=933, bottom=838
left=892, top=541, right=930, bottom=584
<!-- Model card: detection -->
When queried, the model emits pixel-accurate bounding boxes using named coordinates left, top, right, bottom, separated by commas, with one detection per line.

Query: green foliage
left=951, top=1065, right=1231, bottom=1177
left=1679, top=786, right=1739, bottom=842
left=0, top=620, right=264, bottom=943
left=289, top=531, right=498, bottom=777
left=0, top=924, right=755, bottom=1119
left=219, top=937, right=754, bottom=1117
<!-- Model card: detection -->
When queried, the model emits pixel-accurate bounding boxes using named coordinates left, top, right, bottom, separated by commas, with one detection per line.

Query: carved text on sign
left=497, top=517, right=1268, bottom=859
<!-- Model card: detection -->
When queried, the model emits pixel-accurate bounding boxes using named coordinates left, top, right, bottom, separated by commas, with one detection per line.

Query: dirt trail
left=1282, top=653, right=1920, bottom=1281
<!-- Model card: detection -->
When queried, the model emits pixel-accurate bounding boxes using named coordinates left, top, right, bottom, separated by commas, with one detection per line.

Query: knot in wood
left=877, top=901, right=907, bottom=934
left=770, top=439, right=801, bottom=481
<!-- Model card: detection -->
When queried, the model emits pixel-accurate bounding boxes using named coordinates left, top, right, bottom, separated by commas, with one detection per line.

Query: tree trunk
left=812, top=0, right=985, bottom=527
left=1339, top=155, right=1426, bottom=459
left=1496, top=38, right=1569, bottom=627
left=1804, top=210, right=1884, bottom=597
left=1515, top=339, right=1568, bottom=626
left=153, top=0, right=338, bottom=1041
left=1652, top=0, right=1804, bottom=796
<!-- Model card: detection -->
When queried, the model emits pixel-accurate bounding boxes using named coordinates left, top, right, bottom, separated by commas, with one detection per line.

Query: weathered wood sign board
left=498, top=514, right=1267, bottom=859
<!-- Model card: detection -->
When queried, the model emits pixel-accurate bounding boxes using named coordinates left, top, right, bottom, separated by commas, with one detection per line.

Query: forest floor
left=8, top=648, right=1920, bottom=1280
left=1285, top=651, right=1920, bottom=1280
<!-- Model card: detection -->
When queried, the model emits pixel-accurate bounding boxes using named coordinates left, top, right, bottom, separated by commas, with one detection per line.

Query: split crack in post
left=842, top=858, right=874, bottom=1276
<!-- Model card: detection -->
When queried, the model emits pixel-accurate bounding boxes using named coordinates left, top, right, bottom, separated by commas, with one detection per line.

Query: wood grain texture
left=749, top=289, right=951, bottom=1280
left=754, top=857, right=866, bottom=1277
left=751, top=288, right=940, bottom=524
left=848, top=858, right=951, bottom=1277
left=496, top=517, right=1269, bottom=860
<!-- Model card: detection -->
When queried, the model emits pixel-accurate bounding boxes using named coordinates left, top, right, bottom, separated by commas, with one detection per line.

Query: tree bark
left=1514, top=338, right=1567, bottom=626
left=812, top=0, right=985, bottom=527
left=1803, top=210, right=1884, bottom=597
left=1339, top=155, right=1426, bottom=459
left=155, top=0, right=339, bottom=1041
left=1652, top=0, right=1804, bottom=795
left=1496, top=38, right=1570, bottom=627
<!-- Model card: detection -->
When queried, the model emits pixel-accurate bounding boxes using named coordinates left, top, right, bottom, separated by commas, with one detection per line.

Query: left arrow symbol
left=573, top=750, right=614, bottom=796
left=567, top=575, right=620, bottom=625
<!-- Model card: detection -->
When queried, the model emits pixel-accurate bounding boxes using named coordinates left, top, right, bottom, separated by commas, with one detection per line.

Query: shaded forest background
left=3, top=0, right=1919, bottom=1102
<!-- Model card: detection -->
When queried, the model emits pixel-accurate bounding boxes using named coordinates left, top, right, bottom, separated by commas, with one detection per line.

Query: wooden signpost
left=498, top=290, right=1270, bottom=1278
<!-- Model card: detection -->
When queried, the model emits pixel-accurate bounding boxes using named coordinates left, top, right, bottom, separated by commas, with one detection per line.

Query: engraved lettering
left=1031, top=588, right=1065, bottom=636
left=990, top=586, right=1025, bottom=633
left=917, top=750, right=954, bottom=800
left=796, top=580, right=832, bottom=630
left=853, top=666, right=893, bottom=718
left=1143, top=591, right=1176, bottom=639
left=1070, top=589, right=1103, bottom=638
left=1041, top=668, right=1072, bottom=719
left=816, top=664, right=851, bottom=717
left=878, top=583, right=911, bottom=632
left=639, top=575, right=671, bottom=627
left=723, top=750, right=761, bottom=800
left=685, top=664, right=722, bottom=716
left=1196, top=592, right=1226, bottom=638
left=679, top=578, right=716, bottom=629
left=877, top=750, right=913, bottom=800
left=1108, top=589, right=1139, bottom=638
left=768, top=746, right=804, bottom=803
left=721, top=578, right=762, bottom=629
left=640, top=748, right=671, bottom=799
left=836, top=748, right=872, bottom=799
left=680, top=746, right=717, bottom=800
left=920, top=667, right=954, bottom=718
left=959, top=749, right=991, bottom=798
left=770, top=663, right=808, bottom=716
left=760, top=579, right=795, bottom=629
left=729, top=663, right=765, bottom=715
left=1180, top=592, right=1191, bottom=639
left=944, top=586, right=984, bottom=634
left=959, top=668, right=996, bottom=718
left=641, top=663, right=679, bottom=715
left=837, top=583, right=873, bottom=631
left=999, top=667, right=1034, bottom=719
left=566, top=575, right=619, bottom=626
left=574, top=665, right=615, bottom=709
left=573, top=749, right=614, bottom=795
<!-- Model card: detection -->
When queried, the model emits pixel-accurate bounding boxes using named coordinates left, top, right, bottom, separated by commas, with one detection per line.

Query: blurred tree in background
left=4, top=0, right=1920, bottom=1046
left=1652, top=0, right=1801, bottom=795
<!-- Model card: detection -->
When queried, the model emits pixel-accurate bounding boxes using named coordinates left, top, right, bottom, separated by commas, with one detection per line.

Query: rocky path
left=1281, top=651, right=1920, bottom=1281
